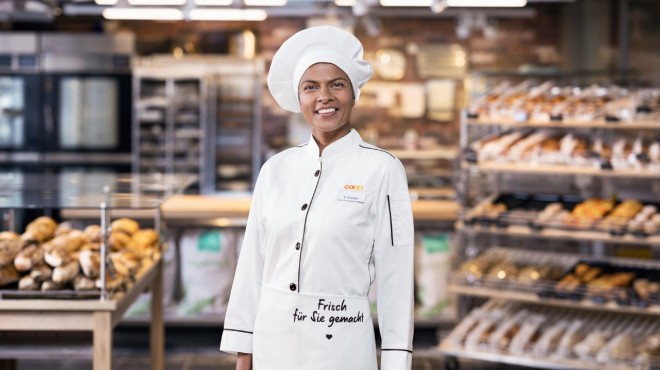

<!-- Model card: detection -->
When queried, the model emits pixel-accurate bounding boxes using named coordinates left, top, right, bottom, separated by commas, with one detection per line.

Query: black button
left=289, top=283, right=297, bottom=291
left=301, top=204, right=308, bottom=211
left=295, top=242, right=301, bottom=250
left=314, top=170, right=320, bottom=177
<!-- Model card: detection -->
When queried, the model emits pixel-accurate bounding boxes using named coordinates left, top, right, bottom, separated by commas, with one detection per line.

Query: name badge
left=337, top=190, right=366, bottom=204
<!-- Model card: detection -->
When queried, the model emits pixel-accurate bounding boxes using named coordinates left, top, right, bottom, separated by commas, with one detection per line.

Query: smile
left=316, top=108, right=337, bottom=114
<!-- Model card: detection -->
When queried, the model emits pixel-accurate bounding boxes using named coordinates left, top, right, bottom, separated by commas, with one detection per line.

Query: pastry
left=111, top=218, right=140, bottom=236
left=83, top=225, right=102, bottom=243
left=0, top=264, right=20, bottom=286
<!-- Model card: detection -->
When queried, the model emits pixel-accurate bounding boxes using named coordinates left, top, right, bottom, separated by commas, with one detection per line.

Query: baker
left=220, top=25, right=414, bottom=370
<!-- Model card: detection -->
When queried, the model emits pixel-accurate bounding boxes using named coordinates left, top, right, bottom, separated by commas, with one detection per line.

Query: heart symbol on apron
left=326, top=334, right=333, bottom=340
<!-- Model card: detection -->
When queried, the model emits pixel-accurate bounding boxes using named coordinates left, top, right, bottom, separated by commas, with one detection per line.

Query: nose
left=317, top=85, right=333, bottom=103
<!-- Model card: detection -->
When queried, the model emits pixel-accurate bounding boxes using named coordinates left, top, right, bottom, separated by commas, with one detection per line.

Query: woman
left=220, top=25, right=414, bottom=370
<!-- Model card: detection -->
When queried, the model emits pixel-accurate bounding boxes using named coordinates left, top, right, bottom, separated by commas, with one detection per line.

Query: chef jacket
left=220, top=129, right=414, bottom=370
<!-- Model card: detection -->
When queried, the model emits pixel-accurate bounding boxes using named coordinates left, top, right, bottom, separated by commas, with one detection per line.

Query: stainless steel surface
left=0, top=33, right=38, bottom=54
left=40, top=33, right=135, bottom=55
left=0, top=152, right=41, bottom=163
left=43, top=153, right=132, bottom=164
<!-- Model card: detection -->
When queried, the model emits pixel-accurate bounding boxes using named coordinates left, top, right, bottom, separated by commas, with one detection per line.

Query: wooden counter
left=0, top=260, right=164, bottom=370
left=64, top=195, right=459, bottom=226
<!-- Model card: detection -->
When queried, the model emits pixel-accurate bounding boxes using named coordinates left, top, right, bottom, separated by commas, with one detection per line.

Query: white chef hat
left=267, top=26, right=373, bottom=113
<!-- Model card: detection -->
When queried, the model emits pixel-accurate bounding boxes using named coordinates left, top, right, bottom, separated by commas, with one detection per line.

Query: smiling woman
left=298, top=63, right=355, bottom=150
left=220, top=25, right=415, bottom=370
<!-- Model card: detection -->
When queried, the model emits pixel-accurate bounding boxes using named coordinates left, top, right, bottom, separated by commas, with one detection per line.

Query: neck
left=312, top=126, right=351, bottom=156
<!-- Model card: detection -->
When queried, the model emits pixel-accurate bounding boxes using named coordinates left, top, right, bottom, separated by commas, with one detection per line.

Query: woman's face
left=298, top=63, right=354, bottom=137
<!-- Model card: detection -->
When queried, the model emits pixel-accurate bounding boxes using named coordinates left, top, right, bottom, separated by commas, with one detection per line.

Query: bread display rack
left=0, top=172, right=194, bottom=370
left=442, top=80, right=660, bottom=369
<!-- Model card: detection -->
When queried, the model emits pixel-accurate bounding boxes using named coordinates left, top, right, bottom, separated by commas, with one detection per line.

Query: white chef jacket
left=220, top=129, right=414, bottom=370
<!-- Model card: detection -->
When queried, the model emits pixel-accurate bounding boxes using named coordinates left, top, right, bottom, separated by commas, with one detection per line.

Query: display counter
left=0, top=173, right=195, bottom=370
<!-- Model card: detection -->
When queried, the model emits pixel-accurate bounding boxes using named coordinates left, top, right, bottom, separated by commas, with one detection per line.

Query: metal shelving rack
left=133, top=68, right=208, bottom=186
left=441, top=103, right=660, bottom=368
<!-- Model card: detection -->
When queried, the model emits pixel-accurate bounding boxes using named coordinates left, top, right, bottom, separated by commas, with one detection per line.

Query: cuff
left=219, top=328, right=253, bottom=355
left=380, top=348, right=412, bottom=370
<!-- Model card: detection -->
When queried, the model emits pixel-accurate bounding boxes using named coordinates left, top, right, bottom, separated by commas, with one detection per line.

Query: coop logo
left=344, top=185, right=364, bottom=191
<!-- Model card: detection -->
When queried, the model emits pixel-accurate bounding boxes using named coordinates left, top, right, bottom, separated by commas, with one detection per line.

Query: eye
left=303, top=85, right=317, bottom=91
left=331, top=82, right=345, bottom=88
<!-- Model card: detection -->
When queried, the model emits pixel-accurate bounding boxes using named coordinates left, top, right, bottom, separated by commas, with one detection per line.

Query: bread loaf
left=111, top=218, right=140, bottom=236
left=14, top=244, right=44, bottom=271
left=0, top=238, right=23, bottom=266
left=73, top=275, right=97, bottom=291
left=0, top=264, right=20, bottom=286
left=30, top=264, right=53, bottom=283
left=52, top=260, right=80, bottom=284
left=79, top=249, right=101, bottom=279
left=18, top=275, right=40, bottom=290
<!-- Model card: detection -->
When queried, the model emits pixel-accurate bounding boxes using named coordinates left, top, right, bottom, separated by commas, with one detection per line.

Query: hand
left=236, top=353, right=252, bottom=370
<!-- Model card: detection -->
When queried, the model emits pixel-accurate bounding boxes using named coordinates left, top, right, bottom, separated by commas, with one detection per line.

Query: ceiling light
left=102, top=7, right=184, bottom=20
left=447, top=0, right=526, bottom=6
left=334, top=0, right=355, bottom=5
left=380, top=0, right=430, bottom=6
left=127, top=0, right=186, bottom=5
left=244, top=0, right=286, bottom=5
left=189, top=8, right=267, bottom=20
left=195, top=0, right=232, bottom=4
left=94, top=0, right=117, bottom=5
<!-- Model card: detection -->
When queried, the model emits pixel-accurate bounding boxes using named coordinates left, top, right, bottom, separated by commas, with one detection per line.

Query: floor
left=3, top=327, right=533, bottom=370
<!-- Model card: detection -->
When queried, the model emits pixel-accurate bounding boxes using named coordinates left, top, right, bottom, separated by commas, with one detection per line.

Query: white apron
left=253, top=285, right=377, bottom=370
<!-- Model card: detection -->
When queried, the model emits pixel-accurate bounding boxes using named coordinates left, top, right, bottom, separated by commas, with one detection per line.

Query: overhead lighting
left=244, top=0, right=286, bottom=5
left=447, top=0, right=526, bottom=6
left=102, top=7, right=184, bottom=19
left=195, top=0, right=232, bottom=4
left=127, top=0, right=186, bottom=5
left=334, top=0, right=355, bottom=5
left=189, top=8, right=267, bottom=20
left=94, top=0, right=117, bottom=5
left=380, top=0, right=430, bottom=6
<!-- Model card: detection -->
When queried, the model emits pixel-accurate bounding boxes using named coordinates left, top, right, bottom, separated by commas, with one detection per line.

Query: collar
left=306, top=129, right=362, bottom=162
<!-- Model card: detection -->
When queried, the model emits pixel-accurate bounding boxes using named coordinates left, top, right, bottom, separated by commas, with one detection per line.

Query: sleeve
left=374, top=158, right=415, bottom=370
left=219, top=162, right=269, bottom=355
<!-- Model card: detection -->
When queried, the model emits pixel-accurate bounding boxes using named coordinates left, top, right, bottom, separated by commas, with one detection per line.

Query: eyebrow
left=299, top=77, right=349, bottom=85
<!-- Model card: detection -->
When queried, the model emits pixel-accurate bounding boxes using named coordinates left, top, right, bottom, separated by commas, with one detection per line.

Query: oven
left=39, top=33, right=134, bottom=172
left=0, top=33, right=43, bottom=166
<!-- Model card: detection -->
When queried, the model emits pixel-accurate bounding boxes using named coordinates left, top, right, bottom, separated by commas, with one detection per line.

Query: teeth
left=317, top=108, right=336, bottom=114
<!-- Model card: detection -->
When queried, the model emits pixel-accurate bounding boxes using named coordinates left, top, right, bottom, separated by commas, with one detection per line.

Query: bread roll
left=0, top=231, right=19, bottom=240
left=14, top=244, right=44, bottom=271
left=73, top=275, right=97, bottom=291
left=0, top=264, right=20, bottom=286
left=52, top=260, right=80, bottom=284
left=111, top=218, right=140, bottom=236
left=41, top=280, right=65, bottom=291
left=108, top=231, right=131, bottom=251
left=0, top=238, right=23, bottom=266
left=131, top=229, right=159, bottom=249
left=18, top=275, right=40, bottom=290
left=79, top=249, right=101, bottom=279
left=30, top=264, right=53, bottom=283
left=83, top=225, right=102, bottom=243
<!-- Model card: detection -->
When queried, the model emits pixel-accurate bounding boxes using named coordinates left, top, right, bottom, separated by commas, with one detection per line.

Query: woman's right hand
left=236, top=353, right=252, bottom=370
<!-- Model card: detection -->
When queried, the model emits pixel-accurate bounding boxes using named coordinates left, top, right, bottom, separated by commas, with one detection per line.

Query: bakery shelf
left=389, top=147, right=459, bottom=160
left=449, top=247, right=660, bottom=316
left=440, top=299, right=660, bottom=370
left=456, top=222, right=660, bottom=246
left=465, top=161, right=660, bottom=179
left=466, top=119, right=660, bottom=130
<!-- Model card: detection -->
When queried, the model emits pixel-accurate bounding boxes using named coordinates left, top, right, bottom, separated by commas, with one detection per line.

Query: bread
left=44, top=233, right=86, bottom=267
left=131, top=229, right=159, bottom=249
left=14, top=244, right=44, bottom=271
left=111, top=218, right=140, bottom=236
left=79, top=249, right=101, bottom=279
left=30, top=264, right=53, bottom=283
left=108, top=231, right=131, bottom=251
left=0, top=231, right=19, bottom=240
left=83, top=225, right=102, bottom=243
left=0, top=264, right=20, bottom=286
left=18, top=275, right=40, bottom=290
left=52, top=260, right=80, bottom=284
left=73, top=275, right=97, bottom=291
left=0, top=238, right=23, bottom=266
left=41, top=280, right=65, bottom=291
